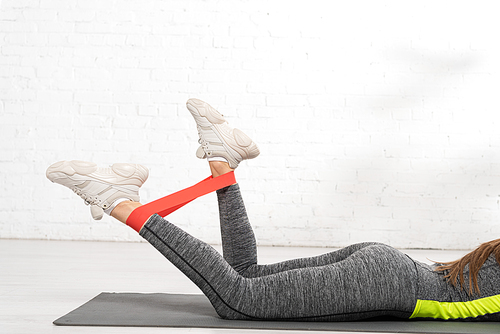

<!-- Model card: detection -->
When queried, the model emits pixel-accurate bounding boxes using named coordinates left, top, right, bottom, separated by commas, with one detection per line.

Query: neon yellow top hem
left=410, top=294, right=500, bottom=320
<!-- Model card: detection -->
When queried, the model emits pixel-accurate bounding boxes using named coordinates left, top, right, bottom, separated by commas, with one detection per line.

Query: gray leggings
left=139, top=184, right=419, bottom=321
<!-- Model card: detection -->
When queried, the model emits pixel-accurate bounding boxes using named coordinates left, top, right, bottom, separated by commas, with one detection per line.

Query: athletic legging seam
left=143, top=224, right=409, bottom=321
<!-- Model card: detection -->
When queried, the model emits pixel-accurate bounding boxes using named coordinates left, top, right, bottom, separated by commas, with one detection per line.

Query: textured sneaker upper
left=46, top=160, right=148, bottom=219
left=186, top=98, right=260, bottom=168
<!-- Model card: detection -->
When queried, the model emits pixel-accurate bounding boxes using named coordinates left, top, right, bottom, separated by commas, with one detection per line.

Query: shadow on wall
left=253, top=46, right=498, bottom=249
left=357, top=45, right=479, bottom=110
left=339, top=47, right=497, bottom=248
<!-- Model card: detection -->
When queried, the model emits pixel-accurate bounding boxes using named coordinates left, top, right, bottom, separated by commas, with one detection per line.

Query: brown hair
left=434, top=238, right=500, bottom=296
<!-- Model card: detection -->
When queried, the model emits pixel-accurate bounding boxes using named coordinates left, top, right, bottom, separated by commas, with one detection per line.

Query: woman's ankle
left=209, top=161, right=234, bottom=178
left=111, top=200, right=143, bottom=224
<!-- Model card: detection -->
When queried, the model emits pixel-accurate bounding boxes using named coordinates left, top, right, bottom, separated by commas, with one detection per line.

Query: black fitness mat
left=54, top=292, right=500, bottom=333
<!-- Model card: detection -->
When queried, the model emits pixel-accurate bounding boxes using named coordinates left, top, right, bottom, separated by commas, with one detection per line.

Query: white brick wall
left=1, top=0, right=499, bottom=249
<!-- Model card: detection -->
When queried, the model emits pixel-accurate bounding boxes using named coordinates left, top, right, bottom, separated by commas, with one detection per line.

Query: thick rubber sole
left=46, top=160, right=149, bottom=186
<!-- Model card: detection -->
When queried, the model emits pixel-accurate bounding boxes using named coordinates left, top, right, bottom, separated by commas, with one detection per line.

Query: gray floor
left=1, top=239, right=467, bottom=334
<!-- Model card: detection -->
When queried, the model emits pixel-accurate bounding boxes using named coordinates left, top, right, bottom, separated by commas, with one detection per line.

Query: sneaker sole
left=186, top=98, right=226, bottom=125
left=46, top=160, right=149, bottom=187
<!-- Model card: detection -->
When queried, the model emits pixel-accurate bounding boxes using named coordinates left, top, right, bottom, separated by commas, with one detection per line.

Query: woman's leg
left=47, top=160, right=418, bottom=321
left=211, top=161, right=387, bottom=278
left=216, top=184, right=257, bottom=273
left=139, top=214, right=418, bottom=321
left=89, top=166, right=417, bottom=321
left=216, top=181, right=385, bottom=278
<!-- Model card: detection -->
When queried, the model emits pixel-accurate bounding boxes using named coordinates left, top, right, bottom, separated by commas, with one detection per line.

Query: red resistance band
left=126, top=171, right=236, bottom=232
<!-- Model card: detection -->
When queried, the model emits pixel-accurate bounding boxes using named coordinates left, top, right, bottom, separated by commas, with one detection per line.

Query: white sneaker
left=46, top=160, right=149, bottom=220
left=186, top=98, right=260, bottom=169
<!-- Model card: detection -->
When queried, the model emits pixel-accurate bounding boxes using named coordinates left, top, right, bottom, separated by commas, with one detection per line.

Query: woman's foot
left=186, top=98, right=260, bottom=169
left=46, top=160, right=148, bottom=220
